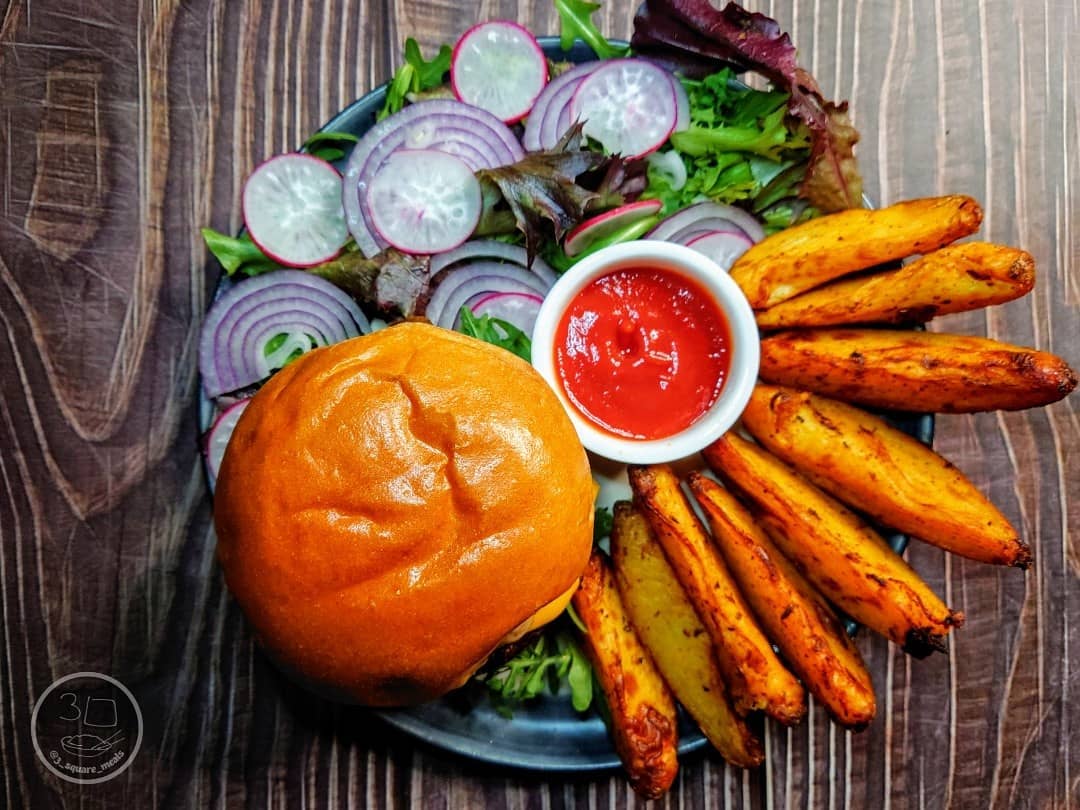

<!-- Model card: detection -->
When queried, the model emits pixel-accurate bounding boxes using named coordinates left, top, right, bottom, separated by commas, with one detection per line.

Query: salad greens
left=480, top=630, right=593, bottom=716
left=378, top=38, right=453, bottom=121
left=642, top=69, right=814, bottom=228
left=631, top=0, right=863, bottom=212
left=554, top=0, right=629, bottom=60
left=302, top=130, right=360, bottom=162
left=201, top=228, right=278, bottom=277
left=458, top=307, right=533, bottom=362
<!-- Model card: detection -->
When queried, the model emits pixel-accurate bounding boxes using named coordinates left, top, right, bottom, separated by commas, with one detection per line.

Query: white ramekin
left=531, top=240, right=759, bottom=464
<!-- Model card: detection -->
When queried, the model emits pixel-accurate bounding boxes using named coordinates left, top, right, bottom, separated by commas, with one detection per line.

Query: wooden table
left=1, top=1, right=1076, bottom=807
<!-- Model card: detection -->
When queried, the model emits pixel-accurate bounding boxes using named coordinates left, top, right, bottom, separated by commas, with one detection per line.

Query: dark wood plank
left=0, top=0, right=1076, bottom=808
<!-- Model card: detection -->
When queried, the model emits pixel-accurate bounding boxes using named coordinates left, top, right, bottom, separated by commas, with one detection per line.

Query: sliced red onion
left=459, top=290, right=544, bottom=334
left=667, top=218, right=759, bottom=244
left=426, top=262, right=551, bottom=328
left=205, top=399, right=251, bottom=487
left=669, top=73, right=690, bottom=132
left=430, top=240, right=557, bottom=285
left=646, top=201, right=766, bottom=244
left=684, top=229, right=755, bottom=270
left=523, top=61, right=604, bottom=151
left=200, top=270, right=370, bottom=398
left=342, top=101, right=525, bottom=257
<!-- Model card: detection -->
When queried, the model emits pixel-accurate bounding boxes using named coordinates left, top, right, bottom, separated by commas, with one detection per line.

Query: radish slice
left=564, top=200, right=664, bottom=257
left=242, top=154, right=348, bottom=267
left=569, top=59, right=678, bottom=158
left=647, top=201, right=766, bottom=244
left=425, top=261, right=552, bottom=326
left=523, top=62, right=604, bottom=151
left=342, top=100, right=523, bottom=257
left=366, top=150, right=482, bottom=255
left=452, top=21, right=548, bottom=124
left=205, top=399, right=251, bottom=487
left=460, top=291, right=544, bottom=334
left=685, top=230, right=755, bottom=270
left=430, top=240, right=557, bottom=285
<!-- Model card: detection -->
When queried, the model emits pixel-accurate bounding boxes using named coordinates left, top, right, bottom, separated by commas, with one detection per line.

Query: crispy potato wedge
left=742, top=385, right=1032, bottom=567
left=610, top=502, right=765, bottom=766
left=731, top=195, right=983, bottom=308
left=573, top=551, right=679, bottom=799
left=755, top=242, right=1035, bottom=329
left=759, top=328, right=1077, bottom=413
left=702, top=434, right=962, bottom=657
left=686, top=474, right=876, bottom=729
left=628, top=465, right=806, bottom=724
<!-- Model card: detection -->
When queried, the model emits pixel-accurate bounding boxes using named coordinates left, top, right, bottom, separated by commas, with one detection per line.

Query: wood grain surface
left=1, top=0, right=1077, bottom=807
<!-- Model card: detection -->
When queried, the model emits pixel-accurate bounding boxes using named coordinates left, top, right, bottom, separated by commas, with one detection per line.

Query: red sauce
left=554, top=266, right=731, bottom=440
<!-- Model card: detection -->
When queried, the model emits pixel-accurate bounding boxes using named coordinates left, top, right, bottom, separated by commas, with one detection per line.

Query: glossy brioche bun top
left=214, top=322, right=595, bottom=706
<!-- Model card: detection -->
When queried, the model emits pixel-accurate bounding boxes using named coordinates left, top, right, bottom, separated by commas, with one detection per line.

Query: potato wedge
left=755, top=242, right=1035, bottom=329
left=702, top=434, right=962, bottom=657
left=610, top=502, right=765, bottom=766
left=628, top=465, right=806, bottom=724
left=572, top=551, right=678, bottom=799
left=686, top=474, right=876, bottom=729
left=731, top=195, right=983, bottom=308
left=741, top=385, right=1032, bottom=567
left=759, top=328, right=1077, bottom=412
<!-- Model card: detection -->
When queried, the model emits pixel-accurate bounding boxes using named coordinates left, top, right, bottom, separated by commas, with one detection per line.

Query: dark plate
left=201, top=37, right=933, bottom=773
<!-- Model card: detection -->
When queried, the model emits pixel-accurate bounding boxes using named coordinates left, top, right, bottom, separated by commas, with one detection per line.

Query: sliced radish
left=342, top=100, right=523, bottom=257
left=522, top=61, right=604, bottom=151
left=205, top=399, right=251, bottom=487
left=451, top=21, right=548, bottom=124
left=646, top=201, right=766, bottom=244
left=430, top=240, right=557, bottom=285
left=242, top=154, right=348, bottom=267
left=563, top=200, right=664, bottom=257
left=366, top=150, right=482, bottom=255
left=460, top=290, right=544, bottom=334
left=569, top=59, right=678, bottom=158
left=685, top=230, right=755, bottom=270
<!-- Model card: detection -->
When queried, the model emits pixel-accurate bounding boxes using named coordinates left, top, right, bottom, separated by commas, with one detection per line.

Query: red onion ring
left=200, top=270, right=370, bottom=397
left=430, top=240, right=557, bottom=285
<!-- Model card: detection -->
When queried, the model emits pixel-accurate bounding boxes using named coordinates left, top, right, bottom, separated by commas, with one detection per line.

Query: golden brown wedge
left=610, top=502, right=765, bottom=766
left=627, top=465, right=806, bottom=724
left=741, top=385, right=1032, bottom=567
left=730, top=195, right=983, bottom=308
left=758, top=328, right=1077, bottom=412
left=572, top=551, right=679, bottom=799
left=686, top=474, right=876, bottom=729
left=702, top=434, right=963, bottom=657
left=755, top=242, right=1035, bottom=329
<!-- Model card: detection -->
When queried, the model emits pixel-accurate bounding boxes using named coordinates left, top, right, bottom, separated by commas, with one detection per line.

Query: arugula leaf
left=554, top=0, right=629, bottom=60
left=378, top=38, right=452, bottom=121
left=483, top=631, right=593, bottom=714
left=458, top=308, right=533, bottom=362
left=201, top=228, right=278, bottom=276
left=302, top=130, right=360, bottom=162
left=593, top=505, right=614, bottom=543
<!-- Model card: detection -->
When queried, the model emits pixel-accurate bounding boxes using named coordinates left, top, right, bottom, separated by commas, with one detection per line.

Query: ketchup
left=554, top=267, right=731, bottom=439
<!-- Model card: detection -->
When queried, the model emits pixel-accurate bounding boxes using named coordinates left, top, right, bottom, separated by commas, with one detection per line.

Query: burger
left=214, top=322, right=595, bottom=706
